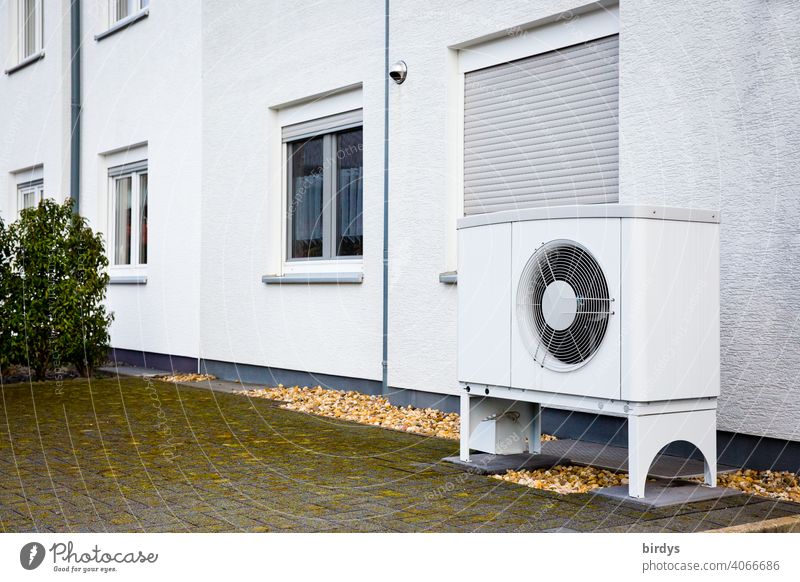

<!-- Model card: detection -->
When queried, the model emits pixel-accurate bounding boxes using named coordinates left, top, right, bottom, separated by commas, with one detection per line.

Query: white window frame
left=17, top=179, right=43, bottom=214
left=283, top=114, right=363, bottom=266
left=272, top=86, right=364, bottom=277
left=108, top=161, right=148, bottom=270
left=108, top=0, right=148, bottom=27
left=16, top=0, right=43, bottom=63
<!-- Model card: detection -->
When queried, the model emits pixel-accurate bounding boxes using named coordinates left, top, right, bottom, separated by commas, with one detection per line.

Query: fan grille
left=517, top=240, right=612, bottom=372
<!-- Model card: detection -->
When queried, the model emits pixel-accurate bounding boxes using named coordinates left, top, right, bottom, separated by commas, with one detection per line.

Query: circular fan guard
left=517, top=240, right=612, bottom=372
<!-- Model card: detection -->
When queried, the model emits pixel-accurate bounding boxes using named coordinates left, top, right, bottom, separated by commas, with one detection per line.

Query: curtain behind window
left=23, top=0, right=36, bottom=58
left=114, top=177, right=132, bottom=264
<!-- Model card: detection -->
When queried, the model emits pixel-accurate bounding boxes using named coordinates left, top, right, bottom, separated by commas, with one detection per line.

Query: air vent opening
left=517, top=240, right=612, bottom=372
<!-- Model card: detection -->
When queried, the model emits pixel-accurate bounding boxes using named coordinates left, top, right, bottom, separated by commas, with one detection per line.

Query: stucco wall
left=199, top=1, right=384, bottom=381
left=198, top=0, right=584, bottom=391
left=79, top=1, right=203, bottom=359
left=0, top=0, right=70, bottom=217
left=619, top=0, right=800, bottom=440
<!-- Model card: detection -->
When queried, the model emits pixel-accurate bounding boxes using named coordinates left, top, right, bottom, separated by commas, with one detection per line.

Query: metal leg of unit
left=703, top=447, right=717, bottom=489
left=527, top=402, right=542, bottom=454
left=627, top=415, right=650, bottom=499
left=460, top=392, right=471, bottom=462
left=627, top=408, right=718, bottom=499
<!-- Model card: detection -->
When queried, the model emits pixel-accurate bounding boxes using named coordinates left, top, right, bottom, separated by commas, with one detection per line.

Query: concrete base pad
left=593, top=479, right=744, bottom=508
left=443, top=453, right=568, bottom=475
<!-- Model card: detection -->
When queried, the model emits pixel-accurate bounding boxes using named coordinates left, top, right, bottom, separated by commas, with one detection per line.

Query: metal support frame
left=459, top=383, right=717, bottom=498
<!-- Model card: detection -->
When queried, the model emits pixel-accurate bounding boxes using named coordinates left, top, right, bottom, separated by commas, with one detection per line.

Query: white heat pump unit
left=457, top=205, right=720, bottom=498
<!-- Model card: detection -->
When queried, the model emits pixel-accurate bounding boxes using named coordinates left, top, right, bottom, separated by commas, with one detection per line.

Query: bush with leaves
left=7, top=199, right=113, bottom=380
left=0, top=216, right=21, bottom=374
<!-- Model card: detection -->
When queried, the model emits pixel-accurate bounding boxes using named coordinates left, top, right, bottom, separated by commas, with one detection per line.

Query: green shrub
left=6, top=199, right=113, bottom=380
left=0, top=216, right=20, bottom=374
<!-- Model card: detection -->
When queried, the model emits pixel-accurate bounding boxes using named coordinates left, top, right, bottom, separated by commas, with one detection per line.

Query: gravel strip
left=499, top=467, right=800, bottom=501
left=157, top=373, right=217, bottom=383
left=238, top=385, right=557, bottom=443
left=705, top=470, right=800, bottom=503
left=492, top=465, right=628, bottom=495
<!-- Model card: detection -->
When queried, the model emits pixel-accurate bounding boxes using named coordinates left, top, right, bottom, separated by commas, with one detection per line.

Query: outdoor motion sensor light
left=389, top=60, right=407, bottom=84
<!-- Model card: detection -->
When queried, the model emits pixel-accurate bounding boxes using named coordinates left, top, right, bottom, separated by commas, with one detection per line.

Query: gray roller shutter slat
left=465, top=118, right=618, bottom=153
left=465, top=98, right=619, bottom=138
left=466, top=160, right=619, bottom=188
left=465, top=111, right=616, bottom=153
left=465, top=85, right=619, bottom=125
left=464, top=193, right=617, bottom=215
left=464, top=68, right=619, bottom=109
left=465, top=185, right=617, bottom=212
left=466, top=144, right=618, bottom=173
left=465, top=87, right=619, bottom=128
left=465, top=44, right=619, bottom=93
left=464, top=34, right=619, bottom=215
left=466, top=174, right=619, bottom=202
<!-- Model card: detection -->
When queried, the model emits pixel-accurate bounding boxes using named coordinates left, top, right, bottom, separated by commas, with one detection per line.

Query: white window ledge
left=5, top=51, right=45, bottom=76
left=262, top=273, right=363, bottom=285
left=109, top=275, right=148, bottom=285
left=439, top=271, right=458, bottom=284
left=95, top=8, right=149, bottom=41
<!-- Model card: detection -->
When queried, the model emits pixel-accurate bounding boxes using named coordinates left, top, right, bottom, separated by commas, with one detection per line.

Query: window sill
left=262, top=272, right=363, bottom=285
left=4, top=51, right=45, bottom=76
left=95, top=8, right=149, bottom=41
left=439, top=271, right=458, bottom=284
left=109, top=275, right=148, bottom=285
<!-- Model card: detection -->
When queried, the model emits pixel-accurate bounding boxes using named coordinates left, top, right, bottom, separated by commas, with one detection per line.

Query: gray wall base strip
left=200, top=359, right=460, bottom=412
left=200, top=359, right=382, bottom=395
left=109, top=348, right=197, bottom=374
left=384, top=388, right=459, bottom=414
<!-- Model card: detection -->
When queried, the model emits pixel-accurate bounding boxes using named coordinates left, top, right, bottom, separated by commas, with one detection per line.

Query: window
left=284, top=110, right=363, bottom=260
left=17, top=179, right=43, bottom=213
left=17, top=0, right=43, bottom=62
left=108, top=0, right=149, bottom=26
left=109, top=161, right=148, bottom=266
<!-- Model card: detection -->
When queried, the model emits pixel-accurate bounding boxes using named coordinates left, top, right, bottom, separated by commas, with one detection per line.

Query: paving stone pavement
left=1, top=377, right=798, bottom=533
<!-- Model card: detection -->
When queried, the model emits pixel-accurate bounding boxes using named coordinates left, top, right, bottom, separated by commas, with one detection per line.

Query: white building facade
left=1, top=0, right=799, bottom=470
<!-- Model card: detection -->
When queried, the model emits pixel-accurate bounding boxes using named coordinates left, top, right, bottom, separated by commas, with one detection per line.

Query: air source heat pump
left=457, top=205, right=720, bottom=498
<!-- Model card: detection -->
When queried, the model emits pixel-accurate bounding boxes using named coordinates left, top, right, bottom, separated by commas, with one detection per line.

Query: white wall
left=619, top=0, right=800, bottom=441
left=80, top=0, right=202, bottom=359
left=0, top=0, right=71, bottom=218
left=199, top=1, right=384, bottom=380
left=198, top=0, right=584, bottom=390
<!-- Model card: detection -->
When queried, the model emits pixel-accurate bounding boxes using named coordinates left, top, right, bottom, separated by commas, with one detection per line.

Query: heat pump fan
left=457, top=205, right=720, bottom=498
left=516, top=240, right=612, bottom=372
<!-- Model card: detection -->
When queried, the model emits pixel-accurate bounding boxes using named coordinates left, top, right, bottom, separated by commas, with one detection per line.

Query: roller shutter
left=464, top=34, right=619, bottom=215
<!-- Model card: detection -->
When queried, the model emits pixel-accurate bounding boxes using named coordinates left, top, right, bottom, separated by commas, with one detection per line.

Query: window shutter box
left=282, top=109, right=363, bottom=142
